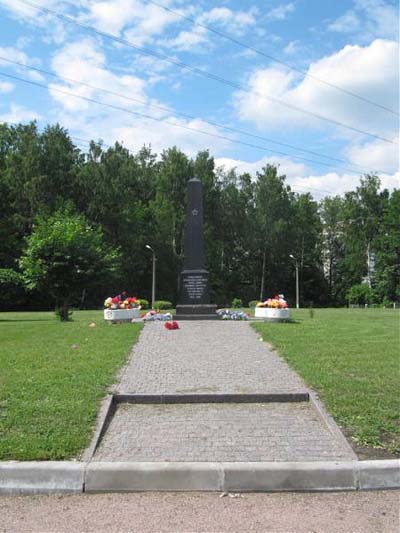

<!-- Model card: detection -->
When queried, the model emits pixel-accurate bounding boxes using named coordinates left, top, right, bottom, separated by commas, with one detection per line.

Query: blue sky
left=0, top=0, right=398, bottom=198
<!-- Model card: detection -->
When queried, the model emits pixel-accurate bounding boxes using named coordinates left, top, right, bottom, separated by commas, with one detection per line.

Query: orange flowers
left=256, top=295, right=288, bottom=309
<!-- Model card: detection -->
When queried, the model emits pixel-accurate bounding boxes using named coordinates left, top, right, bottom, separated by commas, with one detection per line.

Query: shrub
left=346, top=284, right=377, bottom=306
left=19, top=210, right=120, bottom=321
left=153, top=300, right=173, bottom=309
left=136, top=298, right=149, bottom=309
left=248, top=300, right=258, bottom=308
left=231, top=298, right=243, bottom=308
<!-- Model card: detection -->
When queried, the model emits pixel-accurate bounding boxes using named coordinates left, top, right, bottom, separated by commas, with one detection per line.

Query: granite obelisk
left=175, top=177, right=217, bottom=319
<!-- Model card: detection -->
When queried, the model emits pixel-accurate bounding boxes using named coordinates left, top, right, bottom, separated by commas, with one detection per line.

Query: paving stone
left=93, top=403, right=355, bottom=462
left=117, top=321, right=307, bottom=394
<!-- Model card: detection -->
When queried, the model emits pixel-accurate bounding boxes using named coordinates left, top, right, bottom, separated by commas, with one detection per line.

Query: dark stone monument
left=175, top=177, right=217, bottom=320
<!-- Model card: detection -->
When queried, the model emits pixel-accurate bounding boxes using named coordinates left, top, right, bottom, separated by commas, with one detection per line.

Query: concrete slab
left=223, top=461, right=357, bottom=492
left=85, top=462, right=223, bottom=492
left=0, top=462, right=84, bottom=494
left=358, top=460, right=400, bottom=490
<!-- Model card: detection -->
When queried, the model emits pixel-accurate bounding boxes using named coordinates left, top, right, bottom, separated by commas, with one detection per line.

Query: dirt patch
left=342, top=428, right=400, bottom=460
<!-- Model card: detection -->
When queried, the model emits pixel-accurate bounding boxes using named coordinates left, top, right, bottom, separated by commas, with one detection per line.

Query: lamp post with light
left=289, top=254, right=299, bottom=309
left=145, top=244, right=156, bottom=308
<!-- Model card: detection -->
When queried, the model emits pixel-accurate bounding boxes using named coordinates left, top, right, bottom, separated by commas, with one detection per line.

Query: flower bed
left=103, top=308, right=140, bottom=321
left=255, top=307, right=290, bottom=320
left=255, top=294, right=290, bottom=321
left=104, top=294, right=141, bottom=322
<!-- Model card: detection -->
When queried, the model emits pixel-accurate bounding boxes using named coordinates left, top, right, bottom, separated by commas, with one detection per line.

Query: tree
left=320, top=196, right=345, bottom=303
left=19, top=210, right=120, bottom=320
left=373, top=189, right=400, bottom=302
left=291, top=193, right=327, bottom=305
left=254, top=165, right=293, bottom=301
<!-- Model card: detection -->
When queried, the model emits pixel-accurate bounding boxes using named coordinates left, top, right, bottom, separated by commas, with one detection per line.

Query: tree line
left=0, top=122, right=398, bottom=312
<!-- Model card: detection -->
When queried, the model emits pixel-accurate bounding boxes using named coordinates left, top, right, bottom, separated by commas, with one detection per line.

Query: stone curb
left=115, top=392, right=310, bottom=404
left=0, top=462, right=84, bottom=494
left=1, top=460, right=398, bottom=494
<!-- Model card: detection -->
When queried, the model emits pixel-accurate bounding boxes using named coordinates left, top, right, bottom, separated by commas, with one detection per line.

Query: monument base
left=175, top=304, right=218, bottom=320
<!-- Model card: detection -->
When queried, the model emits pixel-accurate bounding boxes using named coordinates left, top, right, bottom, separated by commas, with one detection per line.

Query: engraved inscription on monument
left=183, top=274, right=207, bottom=300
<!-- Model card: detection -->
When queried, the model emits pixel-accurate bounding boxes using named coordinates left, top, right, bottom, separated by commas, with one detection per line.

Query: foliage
left=231, top=298, right=243, bottom=308
left=19, top=210, right=120, bottom=320
left=153, top=300, right=173, bottom=309
left=136, top=298, right=150, bottom=309
left=248, top=300, right=258, bottom=308
left=0, top=268, right=25, bottom=308
left=0, top=310, right=142, bottom=460
left=0, top=122, right=398, bottom=309
left=253, top=309, right=400, bottom=455
left=346, top=284, right=377, bottom=305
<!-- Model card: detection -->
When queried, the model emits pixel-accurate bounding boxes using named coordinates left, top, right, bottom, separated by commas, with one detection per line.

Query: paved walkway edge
left=1, top=460, right=398, bottom=494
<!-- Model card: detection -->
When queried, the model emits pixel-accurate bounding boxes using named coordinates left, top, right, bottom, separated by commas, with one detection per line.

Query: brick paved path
left=117, top=321, right=306, bottom=394
left=93, top=321, right=356, bottom=462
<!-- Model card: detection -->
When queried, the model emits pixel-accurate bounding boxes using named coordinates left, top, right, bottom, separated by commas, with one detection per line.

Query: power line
left=0, top=70, right=371, bottom=177
left=13, top=0, right=397, bottom=144
left=145, top=0, right=399, bottom=117
left=1, top=56, right=387, bottom=174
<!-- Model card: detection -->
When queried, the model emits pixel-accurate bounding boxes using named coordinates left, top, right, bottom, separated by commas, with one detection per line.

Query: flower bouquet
left=216, top=308, right=249, bottom=320
left=103, top=294, right=141, bottom=321
left=255, top=294, right=290, bottom=320
left=104, top=296, right=140, bottom=310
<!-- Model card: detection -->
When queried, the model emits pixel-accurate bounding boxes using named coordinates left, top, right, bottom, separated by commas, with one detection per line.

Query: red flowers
left=164, top=321, right=179, bottom=330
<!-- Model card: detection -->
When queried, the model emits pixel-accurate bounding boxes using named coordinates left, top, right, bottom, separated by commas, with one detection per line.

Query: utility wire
left=145, top=0, right=399, bottom=116
left=13, top=0, right=397, bottom=144
left=0, top=70, right=372, bottom=177
left=1, top=56, right=386, bottom=174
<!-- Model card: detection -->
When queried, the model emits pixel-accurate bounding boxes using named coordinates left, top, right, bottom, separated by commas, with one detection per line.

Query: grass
left=0, top=310, right=142, bottom=460
left=252, top=308, right=400, bottom=455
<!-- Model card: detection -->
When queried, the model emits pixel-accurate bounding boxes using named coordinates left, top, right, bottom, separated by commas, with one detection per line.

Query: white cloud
left=0, top=103, right=42, bottom=123
left=159, top=5, right=257, bottom=51
left=328, top=11, right=361, bottom=33
left=345, top=136, right=399, bottom=174
left=54, top=105, right=229, bottom=157
left=0, top=81, right=13, bottom=93
left=80, top=0, right=180, bottom=45
left=162, top=27, right=208, bottom=52
left=215, top=155, right=399, bottom=199
left=283, top=40, right=300, bottom=55
left=290, top=170, right=400, bottom=198
left=199, top=6, right=257, bottom=34
left=49, top=38, right=147, bottom=111
left=0, top=47, right=44, bottom=81
left=44, top=37, right=230, bottom=156
left=215, top=155, right=306, bottom=179
left=234, top=39, right=399, bottom=140
left=0, top=0, right=68, bottom=44
left=267, top=2, right=295, bottom=21
left=329, top=0, right=398, bottom=40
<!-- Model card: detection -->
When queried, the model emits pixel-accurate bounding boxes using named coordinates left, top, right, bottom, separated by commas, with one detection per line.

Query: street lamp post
left=289, top=254, right=299, bottom=309
left=145, top=244, right=156, bottom=308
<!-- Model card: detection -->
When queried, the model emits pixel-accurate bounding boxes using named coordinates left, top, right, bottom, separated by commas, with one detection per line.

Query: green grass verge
left=0, top=311, right=142, bottom=460
left=252, top=308, right=400, bottom=454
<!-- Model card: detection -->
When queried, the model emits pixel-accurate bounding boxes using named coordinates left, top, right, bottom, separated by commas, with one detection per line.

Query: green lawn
left=0, top=311, right=142, bottom=460
left=252, top=308, right=400, bottom=455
